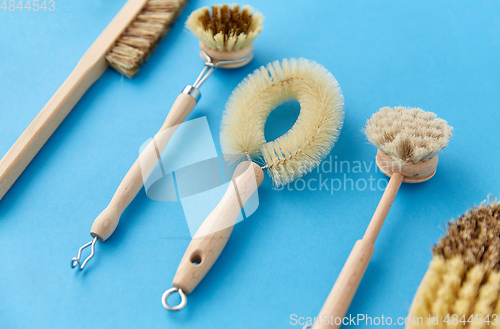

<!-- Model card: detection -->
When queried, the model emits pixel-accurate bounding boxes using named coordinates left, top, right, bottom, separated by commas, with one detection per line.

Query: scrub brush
left=186, top=4, right=263, bottom=59
left=313, top=106, right=452, bottom=328
left=0, top=0, right=186, bottom=201
left=162, top=58, right=344, bottom=311
left=407, top=198, right=500, bottom=329
left=71, top=4, right=264, bottom=270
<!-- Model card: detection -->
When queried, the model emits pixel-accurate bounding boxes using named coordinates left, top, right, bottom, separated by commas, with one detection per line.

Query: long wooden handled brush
left=162, top=58, right=344, bottom=311
left=406, top=199, right=500, bottom=329
left=313, top=106, right=452, bottom=328
left=71, top=4, right=264, bottom=271
left=0, top=0, right=186, bottom=202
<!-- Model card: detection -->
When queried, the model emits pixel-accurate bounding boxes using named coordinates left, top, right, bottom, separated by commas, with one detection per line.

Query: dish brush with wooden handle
left=312, top=106, right=453, bottom=328
left=406, top=198, right=500, bottom=329
left=71, top=4, right=264, bottom=270
left=0, top=0, right=187, bottom=202
left=162, top=58, right=344, bottom=311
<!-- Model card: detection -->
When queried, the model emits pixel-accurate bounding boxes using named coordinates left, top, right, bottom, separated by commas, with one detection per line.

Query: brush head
left=221, top=58, right=344, bottom=187
left=364, top=106, right=452, bottom=182
left=106, top=0, right=187, bottom=78
left=434, top=202, right=500, bottom=272
left=186, top=4, right=263, bottom=66
left=406, top=200, right=500, bottom=329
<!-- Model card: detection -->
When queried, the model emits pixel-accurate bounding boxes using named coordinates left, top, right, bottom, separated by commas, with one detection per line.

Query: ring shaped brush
left=407, top=199, right=500, bottom=329
left=162, top=58, right=344, bottom=311
left=313, top=107, right=452, bottom=328
left=71, top=4, right=263, bottom=270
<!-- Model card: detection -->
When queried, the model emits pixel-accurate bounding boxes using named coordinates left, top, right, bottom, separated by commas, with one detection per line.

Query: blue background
left=1, top=1, right=500, bottom=328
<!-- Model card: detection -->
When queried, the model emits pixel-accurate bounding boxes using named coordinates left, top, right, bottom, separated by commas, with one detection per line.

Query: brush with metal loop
left=162, top=58, right=344, bottom=311
left=71, top=4, right=264, bottom=270
left=312, top=106, right=452, bottom=328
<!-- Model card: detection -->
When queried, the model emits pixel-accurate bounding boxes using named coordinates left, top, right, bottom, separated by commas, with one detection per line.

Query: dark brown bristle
left=186, top=4, right=263, bottom=51
left=199, top=8, right=213, bottom=33
left=433, top=203, right=500, bottom=272
left=199, top=4, right=253, bottom=37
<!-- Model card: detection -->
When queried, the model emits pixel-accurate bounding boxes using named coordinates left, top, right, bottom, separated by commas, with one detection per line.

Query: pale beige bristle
left=220, top=58, right=344, bottom=187
left=364, top=106, right=452, bottom=164
left=185, top=4, right=263, bottom=52
left=105, top=0, right=187, bottom=78
left=406, top=201, right=500, bottom=329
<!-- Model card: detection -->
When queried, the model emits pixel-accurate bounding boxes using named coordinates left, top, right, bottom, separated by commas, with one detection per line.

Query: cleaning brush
left=186, top=4, right=264, bottom=68
left=186, top=4, right=263, bottom=54
left=162, top=58, right=344, bottom=311
left=0, top=0, right=186, bottom=202
left=106, top=0, right=186, bottom=77
left=406, top=198, right=500, bottom=329
left=71, top=4, right=264, bottom=270
left=312, top=106, right=452, bottom=328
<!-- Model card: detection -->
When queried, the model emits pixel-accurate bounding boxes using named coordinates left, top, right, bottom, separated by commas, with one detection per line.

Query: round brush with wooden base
left=312, top=106, right=452, bottom=328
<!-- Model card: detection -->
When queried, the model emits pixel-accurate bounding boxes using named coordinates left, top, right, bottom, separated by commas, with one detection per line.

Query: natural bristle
left=364, top=106, right=452, bottom=164
left=406, top=199, right=500, bottom=329
left=199, top=5, right=252, bottom=37
left=186, top=4, right=263, bottom=52
left=433, top=202, right=500, bottom=272
left=106, top=0, right=187, bottom=78
left=221, top=58, right=344, bottom=187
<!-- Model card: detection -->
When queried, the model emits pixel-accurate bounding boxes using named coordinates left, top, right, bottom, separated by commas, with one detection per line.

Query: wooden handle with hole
left=90, top=93, right=197, bottom=241
left=313, top=173, right=403, bottom=328
left=172, top=161, right=264, bottom=294
left=0, top=0, right=149, bottom=201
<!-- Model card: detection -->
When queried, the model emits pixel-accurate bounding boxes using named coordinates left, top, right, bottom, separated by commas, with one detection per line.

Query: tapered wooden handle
left=313, top=240, right=375, bottom=328
left=0, top=58, right=107, bottom=201
left=90, top=93, right=197, bottom=241
left=172, top=161, right=264, bottom=294
left=313, top=173, right=404, bottom=328
left=362, top=172, right=404, bottom=245
left=0, top=0, right=149, bottom=201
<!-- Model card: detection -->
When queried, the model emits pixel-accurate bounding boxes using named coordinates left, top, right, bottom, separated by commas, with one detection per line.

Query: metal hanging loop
left=192, top=50, right=253, bottom=89
left=162, top=287, right=187, bottom=311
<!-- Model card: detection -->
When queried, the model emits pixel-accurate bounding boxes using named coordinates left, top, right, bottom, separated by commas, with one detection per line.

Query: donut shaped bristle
left=186, top=4, right=263, bottom=52
left=220, top=58, right=344, bottom=187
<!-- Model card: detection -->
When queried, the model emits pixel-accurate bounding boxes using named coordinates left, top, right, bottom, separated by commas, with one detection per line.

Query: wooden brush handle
left=362, top=172, right=404, bottom=245
left=90, top=93, right=197, bottom=241
left=0, top=0, right=149, bottom=201
left=313, top=173, right=403, bottom=329
left=172, top=161, right=264, bottom=294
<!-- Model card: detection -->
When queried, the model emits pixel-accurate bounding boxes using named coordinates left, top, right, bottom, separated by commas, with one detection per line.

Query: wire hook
left=162, top=287, right=187, bottom=311
left=192, top=50, right=253, bottom=89
left=71, top=236, right=97, bottom=270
